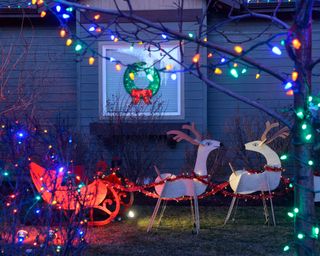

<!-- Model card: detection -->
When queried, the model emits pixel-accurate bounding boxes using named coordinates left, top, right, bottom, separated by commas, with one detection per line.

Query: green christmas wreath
left=123, top=62, right=160, bottom=104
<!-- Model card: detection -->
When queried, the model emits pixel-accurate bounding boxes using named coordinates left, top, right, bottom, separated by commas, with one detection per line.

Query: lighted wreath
left=123, top=62, right=160, bottom=104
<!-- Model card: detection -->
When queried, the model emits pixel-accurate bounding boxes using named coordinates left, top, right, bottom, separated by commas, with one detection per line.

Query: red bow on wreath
left=131, top=89, right=153, bottom=104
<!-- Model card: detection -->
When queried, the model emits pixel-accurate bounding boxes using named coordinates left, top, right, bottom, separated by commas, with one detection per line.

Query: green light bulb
left=312, top=227, right=319, bottom=238
left=293, top=208, right=299, bottom=213
left=75, top=44, right=82, bottom=52
left=289, top=183, right=293, bottom=188
left=308, top=160, right=314, bottom=166
left=305, top=134, right=312, bottom=141
left=297, top=233, right=304, bottom=239
left=3, top=172, right=8, bottom=176
left=287, top=212, right=294, bottom=218
left=241, top=68, right=247, bottom=74
left=281, top=40, right=285, bottom=46
left=296, top=111, right=304, bottom=119
left=188, top=33, right=194, bottom=38
left=280, top=154, right=288, bottom=160
left=35, top=195, right=41, bottom=200
left=230, top=68, right=239, bottom=78
left=301, top=123, right=307, bottom=130
left=283, top=245, right=290, bottom=252
left=308, top=96, right=313, bottom=102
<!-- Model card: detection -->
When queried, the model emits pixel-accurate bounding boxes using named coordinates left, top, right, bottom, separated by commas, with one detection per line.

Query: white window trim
left=98, top=41, right=185, bottom=120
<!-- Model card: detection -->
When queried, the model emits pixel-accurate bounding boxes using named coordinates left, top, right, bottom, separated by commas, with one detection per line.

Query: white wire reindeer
left=147, top=123, right=221, bottom=234
left=224, top=121, right=289, bottom=226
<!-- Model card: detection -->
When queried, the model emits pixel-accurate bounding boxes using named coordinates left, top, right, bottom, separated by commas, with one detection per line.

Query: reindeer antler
left=182, top=122, right=202, bottom=141
left=260, top=121, right=279, bottom=142
left=265, top=126, right=290, bottom=144
left=167, top=130, right=200, bottom=145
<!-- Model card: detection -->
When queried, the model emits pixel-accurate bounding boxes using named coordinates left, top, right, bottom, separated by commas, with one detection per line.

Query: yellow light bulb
left=234, top=45, right=243, bottom=54
left=233, top=63, right=238, bottom=67
left=113, top=37, right=119, bottom=43
left=37, top=0, right=43, bottom=4
left=138, top=41, right=143, bottom=45
left=292, top=39, right=301, bottom=50
left=89, top=57, right=95, bottom=65
left=129, top=72, right=135, bottom=80
left=94, top=14, right=100, bottom=20
left=256, top=73, right=260, bottom=79
left=115, top=64, right=121, bottom=71
left=66, top=39, right=73, bottom=46
left=292, top=71, right=298, bottom=81
left=165, top=64, right=173, bottom=71
left=192, top=53, right=200, bottom=63
left=60, top=29, right=66, bottom=38
left=40, top=11, right=46, bottom=18
left=31, top=0, right=36, bottom=4
left=214, top=68, right=222, bottom=75
left=203, top=37, right=208, bottom=42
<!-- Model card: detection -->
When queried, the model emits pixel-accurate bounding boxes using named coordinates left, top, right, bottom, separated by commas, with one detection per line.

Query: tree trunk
left=293, top=1, right=316, bottom=255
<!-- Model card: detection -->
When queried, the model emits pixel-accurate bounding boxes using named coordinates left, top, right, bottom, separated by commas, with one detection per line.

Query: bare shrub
left=102, top=95, right=168, bottom=183
left=224, top=115, right=291, bottom=170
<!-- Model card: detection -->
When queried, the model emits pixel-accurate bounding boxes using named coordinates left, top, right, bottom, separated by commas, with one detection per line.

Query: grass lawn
left=84, top=205, right=320, bottom=256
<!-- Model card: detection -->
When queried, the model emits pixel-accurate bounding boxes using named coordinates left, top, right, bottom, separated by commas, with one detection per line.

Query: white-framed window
left=99, top=42, right=184, bottom=119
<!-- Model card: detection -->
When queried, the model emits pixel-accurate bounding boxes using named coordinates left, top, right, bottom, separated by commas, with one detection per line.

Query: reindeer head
left=167, top=122, right=221, bottom=153
left=245, top=121, right=290, bottom=153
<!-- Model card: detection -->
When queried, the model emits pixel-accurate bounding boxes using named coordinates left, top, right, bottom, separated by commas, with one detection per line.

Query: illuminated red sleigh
left=29, top=162, right=133, bottom=226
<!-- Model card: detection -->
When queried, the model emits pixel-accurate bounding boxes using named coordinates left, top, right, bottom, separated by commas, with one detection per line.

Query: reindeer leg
left=267, top=183, right=276, bottom=226
left=231, top=197, right=239, bottom=222
left=190, top=197, right=195, bottom=226
left=193, top=192, right=200, bottom=235
left=261, top=191, right=270, bottom=225
left=147, top=197, right=162, bottom=232
left=157, top=200, right=167, bottom=227
left=224, top=196, right=237, bottom=226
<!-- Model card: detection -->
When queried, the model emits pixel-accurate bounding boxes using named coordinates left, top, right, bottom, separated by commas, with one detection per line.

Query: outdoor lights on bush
left=312, top=227, right=319, bottom=238
left=287, top=212, right=294, bottom=218
left=271, top=46, right=282, bottom=55
left=188, top=32, right=194, bottom=38
left=161, top=34, right=167, bottom=39
left=297, top=233, right=304, bottom=240
left=127, top=210, right=135, bottom=218
left=241, top=68, right=247, bottom=74
left=230, top=68, right=239, bottom=78
left=17, top=230, right=28, bottom=243
left=220, top=57, right=226, bottom=63
left=283, top=245, right=290, bottom=252
left=58, top=166, right=64, bottom=173
left=308, top=160, right=314, bottom=166
left=305, top=134, right=312, bottom=141
left=302, top=123, right=307, bottom=130
left=296, top=110, right=304, bottom=119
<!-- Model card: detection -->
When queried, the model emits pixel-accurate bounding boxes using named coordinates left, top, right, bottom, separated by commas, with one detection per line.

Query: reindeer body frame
left=147, top=123, right=221, bottom=234
left=225, top=121, right=289, bottom=226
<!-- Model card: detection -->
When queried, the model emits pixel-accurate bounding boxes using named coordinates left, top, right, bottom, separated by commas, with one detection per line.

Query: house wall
left=207, top=13, right=320, bottom=145
left=0, top=18, right=77, bottom=124
left=77, top=8, right=208, bottom=171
